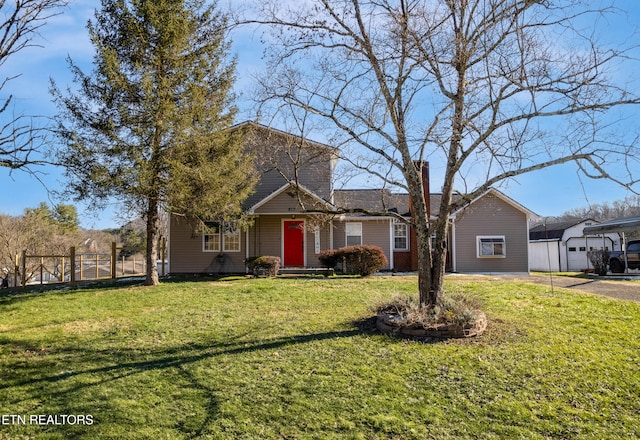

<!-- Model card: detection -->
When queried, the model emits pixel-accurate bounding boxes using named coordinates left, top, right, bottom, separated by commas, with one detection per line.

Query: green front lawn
left=1, top=276, right=639, bottom=439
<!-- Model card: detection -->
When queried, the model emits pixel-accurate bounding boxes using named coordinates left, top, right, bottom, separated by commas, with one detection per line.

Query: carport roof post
left=583, top=215, right=640, bottom=275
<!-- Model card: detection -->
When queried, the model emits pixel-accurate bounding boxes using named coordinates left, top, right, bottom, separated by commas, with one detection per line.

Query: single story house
left=168, top=122, right=536, bottom=275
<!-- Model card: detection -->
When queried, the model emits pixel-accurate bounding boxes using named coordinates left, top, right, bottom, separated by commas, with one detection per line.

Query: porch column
left=245, top=228, right=250, bottom=274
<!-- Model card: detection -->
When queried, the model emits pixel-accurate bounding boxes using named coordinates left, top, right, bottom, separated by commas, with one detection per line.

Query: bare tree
left=0, top=203, right=81, bottom=285
left=0, top=0, right=68, bottom=171
left=560, top=194, right=640, bottom=221
left=249, top=0, right=640, bottom=306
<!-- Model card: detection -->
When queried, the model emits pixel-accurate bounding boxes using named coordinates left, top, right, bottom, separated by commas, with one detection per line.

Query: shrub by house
left=319, top=245, right=388, bottom=276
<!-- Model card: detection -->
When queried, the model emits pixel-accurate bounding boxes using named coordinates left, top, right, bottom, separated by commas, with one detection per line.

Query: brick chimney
left=410, top=161, right=430, bottom=218
left=403, top=161, right=429, bottom=271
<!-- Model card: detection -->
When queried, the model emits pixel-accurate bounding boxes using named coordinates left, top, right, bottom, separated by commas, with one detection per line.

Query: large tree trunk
left=430, top=211, right=450, bottom=300
left=425, top=40, right=467, bottom=300
left=415, top=213, right=437, bottom=306
left=144, top=196, right=160, bottom=286
left=405, top=161, right=438, bottom=306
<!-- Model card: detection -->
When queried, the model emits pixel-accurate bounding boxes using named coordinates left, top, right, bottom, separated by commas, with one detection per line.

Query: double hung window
left=203, top=221, right=241, bottom=252
left=393, top=222, right=409, bottom=251
left=346, top=222, right=362, bottom=246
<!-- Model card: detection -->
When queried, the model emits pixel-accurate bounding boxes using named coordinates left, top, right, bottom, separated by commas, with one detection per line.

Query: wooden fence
left=12, top=240, right=167, bottom=287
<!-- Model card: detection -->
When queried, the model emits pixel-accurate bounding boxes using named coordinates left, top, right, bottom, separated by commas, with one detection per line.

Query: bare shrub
left=375, top=292, right=483, bottom=329
left=587, top=249, right=610, bottom=276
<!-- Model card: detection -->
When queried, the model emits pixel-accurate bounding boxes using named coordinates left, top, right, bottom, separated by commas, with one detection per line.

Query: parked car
left=608, top=240, right=640, bottom=273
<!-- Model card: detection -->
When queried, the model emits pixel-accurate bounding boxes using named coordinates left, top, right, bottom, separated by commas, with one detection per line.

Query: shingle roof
left=333, top=189, right=395, bottom=214
left=332, top=190, right=456, bottom=218
left=529, top=219, right=592, bottom=241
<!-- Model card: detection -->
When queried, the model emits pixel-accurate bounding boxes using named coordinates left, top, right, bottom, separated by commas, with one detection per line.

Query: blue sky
left=1, top=1, right=639, bottom=229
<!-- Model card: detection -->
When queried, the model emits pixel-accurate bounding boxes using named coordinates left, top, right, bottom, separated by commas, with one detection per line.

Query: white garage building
left=529, top=219, right=620, bottom=272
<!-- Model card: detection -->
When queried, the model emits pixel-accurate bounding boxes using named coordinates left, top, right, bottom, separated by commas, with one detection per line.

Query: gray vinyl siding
left=246, top=215, right=332, bottom=267
left=169, top=215, right=246, bottom=274
left=454, top=194, right=529, bottom=273
left=170, top=123, right=336, bottom=273
left=242, top=126, right=334, bottom=210
left=333, top=218, right=392, bottom=270
left=305, top=222, right=332, bottom=267
left=170, top=213, right=333, bottom=273
left=247, top=216, right=281, bottom=259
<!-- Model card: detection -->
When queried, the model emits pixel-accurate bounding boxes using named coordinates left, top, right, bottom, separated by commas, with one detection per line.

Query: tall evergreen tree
left=51, top=0, right=256, bottom=285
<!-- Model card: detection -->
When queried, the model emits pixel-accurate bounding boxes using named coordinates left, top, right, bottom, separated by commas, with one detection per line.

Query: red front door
left=283, top=220, right=305, bottom=266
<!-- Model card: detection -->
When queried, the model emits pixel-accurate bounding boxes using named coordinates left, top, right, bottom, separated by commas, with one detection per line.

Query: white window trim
left=477, top=235, right=506, bottom=258
left=393, top=221, right=409, bottom=251
left=202, top=222, right=220, bottom=253
left=222, top=222, right=241, bottom=252
left=345, top=222, right=363, bottom=246
left=202, top=221, right=241, bottom=253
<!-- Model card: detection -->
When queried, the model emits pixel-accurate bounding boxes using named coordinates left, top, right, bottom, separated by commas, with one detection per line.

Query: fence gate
left=13, top=242, right=158, bottom=287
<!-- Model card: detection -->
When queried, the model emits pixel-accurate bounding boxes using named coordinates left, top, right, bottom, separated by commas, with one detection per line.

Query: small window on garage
left=477, top=236, right=506, bottom=258
left=579, top=246, right=586, bottom=252
left=568, top=247, right=577, bottom=252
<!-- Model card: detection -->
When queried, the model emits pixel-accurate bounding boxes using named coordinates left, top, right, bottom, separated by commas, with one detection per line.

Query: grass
left=1, top=275, right=639, bottom=439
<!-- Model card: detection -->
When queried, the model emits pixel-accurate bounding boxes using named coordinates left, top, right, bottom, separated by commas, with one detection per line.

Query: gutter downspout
left=451, top=218, right=457, bottom=273
left=245, top=228, right=250, bottom=274
left=388, top=220, right=394, bottom=270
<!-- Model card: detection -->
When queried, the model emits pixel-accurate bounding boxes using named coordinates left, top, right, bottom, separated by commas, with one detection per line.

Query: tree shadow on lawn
left=0, top=275, right=302, bottom=306
left=0, top=276, right=246, bottom=313
left=0, top=278, right=148, bottom=305
left=3, top=322, right=372, bottom=437
left=7, top=326, right=367, bottom=388
left=0, top=274, right=379, bottom=307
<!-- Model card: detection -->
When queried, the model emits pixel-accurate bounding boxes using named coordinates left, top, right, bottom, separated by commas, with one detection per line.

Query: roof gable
left=247, top=181, right=334, bottom=214
left=451, top=188, right=537, bottom=220
left=233, top=121, right=338, bottom=157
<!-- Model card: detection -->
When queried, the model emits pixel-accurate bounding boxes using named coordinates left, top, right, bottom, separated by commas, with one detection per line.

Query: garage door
left=566, top=245, right=590, bottom=271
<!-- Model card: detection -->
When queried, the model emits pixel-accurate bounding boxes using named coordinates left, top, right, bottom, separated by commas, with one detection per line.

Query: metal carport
left=583, top=216, right=640, bottom=273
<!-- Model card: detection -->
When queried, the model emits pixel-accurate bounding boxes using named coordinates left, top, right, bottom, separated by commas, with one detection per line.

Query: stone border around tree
left=376, top=311, right=487, bottom=339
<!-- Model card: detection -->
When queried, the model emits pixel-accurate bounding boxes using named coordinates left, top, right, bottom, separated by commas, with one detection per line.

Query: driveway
left=504, top=273, right=640, bottom=303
